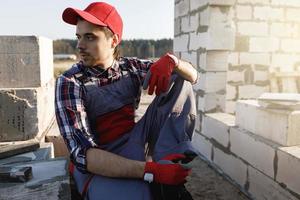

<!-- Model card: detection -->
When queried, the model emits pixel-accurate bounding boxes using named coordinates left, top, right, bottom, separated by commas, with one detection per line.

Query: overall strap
left=119, top=62, right=142, bottom=109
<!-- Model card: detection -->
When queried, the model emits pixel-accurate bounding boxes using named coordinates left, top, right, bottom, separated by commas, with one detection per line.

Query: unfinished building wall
left=226, top=0, right=300, bottom=114
left=174, top=0, right=235, bottom=133
left=175, top=0, right=300, bottom=199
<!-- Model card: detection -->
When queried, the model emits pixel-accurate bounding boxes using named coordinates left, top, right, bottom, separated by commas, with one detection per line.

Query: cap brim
left=62, top=7, right=107, bottom=26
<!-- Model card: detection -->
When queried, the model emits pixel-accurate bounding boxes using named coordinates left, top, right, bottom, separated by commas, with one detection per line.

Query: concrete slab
left=0, top=139, right=39, bottom=159
left=0, top=142, right=54, bottom=165
left=258, top=93, right=300, bottom=110
left=0, top=158, right=70, bottom=200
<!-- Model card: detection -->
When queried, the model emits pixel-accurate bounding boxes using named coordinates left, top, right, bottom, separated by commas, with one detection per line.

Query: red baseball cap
left=62, top=2, right=123, bottom=43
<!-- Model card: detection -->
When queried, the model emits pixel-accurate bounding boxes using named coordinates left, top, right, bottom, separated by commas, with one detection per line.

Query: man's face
left=76, top=20, right=114, bottom=67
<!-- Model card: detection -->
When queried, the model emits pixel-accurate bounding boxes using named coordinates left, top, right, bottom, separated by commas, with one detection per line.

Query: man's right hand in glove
left=143, top=154, right=191, bottom=185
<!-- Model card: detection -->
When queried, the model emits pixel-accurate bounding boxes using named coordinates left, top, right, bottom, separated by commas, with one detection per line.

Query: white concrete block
left=254, top=70, right=269, bottom=82
left=209, top=0, right=236, bottom=6
left=238, top=0, right=269, bottom=4
left=281, top=39, right=300, bottom=53
left=253, top=6, right=270, bottom=20
left=192, top=6, right=235, bottom=50
left=181, top=14, right=199, bottom=33
left=240, top=53, right=270, bottom=65
left=190, top=0, right=235, bottom=10
left=270, top=8, right=285, bottom=21
left=272, top=0, right=300, bottom=7
left=286, top=8, right=300, bottom=22
left=192, top=133, right=212, bottom=162
left=236, top=5, right=252, bottom=20
left=0, top=81, right=55, bottom=141
left=227, top=70, right=245, bottom=83
left=239, top=85, right=270, bottom=99
left=198, top=72, right=227, bottom=93
left=213, top=147, right=247, bottom=186
left=195, top=113, right=201, bottom=133
left=271, top=53, right=300, bottom=72
left=200, top=51, right=229, bottom=72
left=202, top=113, right=235, bottom=147
left=226, top=84, right=237, bottom=100
left=174, top=34, right=189, bottom=52
left=248, top=166, right=298, bottom=200
left=271, top=23, right=299, bottom=38
left=228, top=52, right=239, bottom=65
left=181, top=51, right=197, bottom=67
left=190, top=0, right=207, bottom=11
left=277, top=146, right=300, bottom=196
left=197, top=93, right=225, bottom=112
left=174, top=18, right=181, bottom=36
left=208, top=7, right=235, bottom=50
left=225, top=100, right=237, bottom=114
left=175, top=0, right=189, bottom=18
left=189, top=32, right=208, bottom=51
left=249, top=37, right=279, bottom=53
left=237, top=22, right=268, bottom=36
left=230, top=127, right=276, bottom=178
left=200, top=7, right=210, bottom=26
left=0, top=36, right=53, bottom=88
left=236, top=100, right=300, bottom=146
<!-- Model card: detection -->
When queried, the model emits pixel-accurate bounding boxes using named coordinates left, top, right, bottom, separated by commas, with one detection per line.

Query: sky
left=0, top=0, right=174, bottom=40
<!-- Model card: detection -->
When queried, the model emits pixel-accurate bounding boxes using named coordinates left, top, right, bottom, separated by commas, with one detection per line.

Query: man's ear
left=111, top=34, right=119, bottom=48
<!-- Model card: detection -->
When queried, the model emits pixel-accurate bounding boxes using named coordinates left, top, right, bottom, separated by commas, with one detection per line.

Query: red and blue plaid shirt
left=55, top=57, right=153, bottom=173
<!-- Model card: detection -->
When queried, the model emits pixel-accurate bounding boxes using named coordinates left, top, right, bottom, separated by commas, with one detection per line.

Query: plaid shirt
left=55, top=57, right=153, bottom=173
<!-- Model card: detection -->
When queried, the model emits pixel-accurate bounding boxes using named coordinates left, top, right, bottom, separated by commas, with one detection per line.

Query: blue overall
left=72, top=64, right=197, bottom=200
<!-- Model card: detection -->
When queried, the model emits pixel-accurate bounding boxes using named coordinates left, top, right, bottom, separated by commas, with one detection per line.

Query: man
left=55, top=2, right=198, bottom=200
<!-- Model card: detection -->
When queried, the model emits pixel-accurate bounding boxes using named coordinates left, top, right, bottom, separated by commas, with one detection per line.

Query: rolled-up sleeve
left=55, top=75, right=97, bottom=173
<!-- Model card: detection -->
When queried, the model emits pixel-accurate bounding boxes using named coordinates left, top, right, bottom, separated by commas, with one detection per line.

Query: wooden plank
left=0, top=139, right=39, bottom=159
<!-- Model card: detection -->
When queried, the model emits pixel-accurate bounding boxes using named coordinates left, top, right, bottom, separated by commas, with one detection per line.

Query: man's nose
left=77, top=38, right=86, bottom=50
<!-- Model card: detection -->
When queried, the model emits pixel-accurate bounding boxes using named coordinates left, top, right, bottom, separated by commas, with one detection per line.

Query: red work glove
left=143, top=154, right=191, bottom=185
left=143, top=53, right=179, bottom=96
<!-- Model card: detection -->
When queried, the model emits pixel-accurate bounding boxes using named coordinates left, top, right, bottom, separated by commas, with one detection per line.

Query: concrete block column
left=0, top=36, right=54, bottom=142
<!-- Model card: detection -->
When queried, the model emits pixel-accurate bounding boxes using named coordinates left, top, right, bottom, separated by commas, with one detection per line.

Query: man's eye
left=86, top=36, right=94, bottom=41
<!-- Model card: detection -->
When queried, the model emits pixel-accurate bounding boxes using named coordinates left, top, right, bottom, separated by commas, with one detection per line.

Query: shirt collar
left=79, top=60, right=120, bottom=78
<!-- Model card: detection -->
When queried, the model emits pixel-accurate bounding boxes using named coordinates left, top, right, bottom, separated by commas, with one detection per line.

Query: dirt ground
left=185, top=157, right=250, bottom=200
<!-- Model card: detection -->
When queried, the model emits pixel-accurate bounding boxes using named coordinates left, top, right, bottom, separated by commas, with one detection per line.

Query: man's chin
left=81, top=60, right=93, bottom=67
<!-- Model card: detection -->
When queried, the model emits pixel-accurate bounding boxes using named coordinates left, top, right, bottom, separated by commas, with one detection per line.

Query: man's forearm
left=173, top=59, right=198, bottom=84
left=86, top=148, right=146, bottom=178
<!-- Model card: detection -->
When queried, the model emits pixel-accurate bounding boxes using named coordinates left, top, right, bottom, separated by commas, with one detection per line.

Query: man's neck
left=94, top=57, right=115, bottom=70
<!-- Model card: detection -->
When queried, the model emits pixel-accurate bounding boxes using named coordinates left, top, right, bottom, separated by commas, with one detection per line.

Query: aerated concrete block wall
left=175, top=0, right=300, bottom=119
left=174, top=0, right=235, bottom=133
left=226, top=0, right=300, bottom=114
left=0, top=36, right=54, bottom=141
left=174, top=0, right=300, bottom=199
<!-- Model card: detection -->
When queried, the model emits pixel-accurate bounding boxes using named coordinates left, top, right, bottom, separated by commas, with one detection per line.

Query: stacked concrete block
left=175, top=0, right=235, bottom=123
left=0, top=36, right=54, bottom=142
left=0, top=36, right=53, bottom=88
left=193, top=111, right=300, bottom=199
left=224, top=0, right=300, bottom=113
left=277, top=146, right=300, bottom=196
left=236, top=100, right=300, bottom=146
